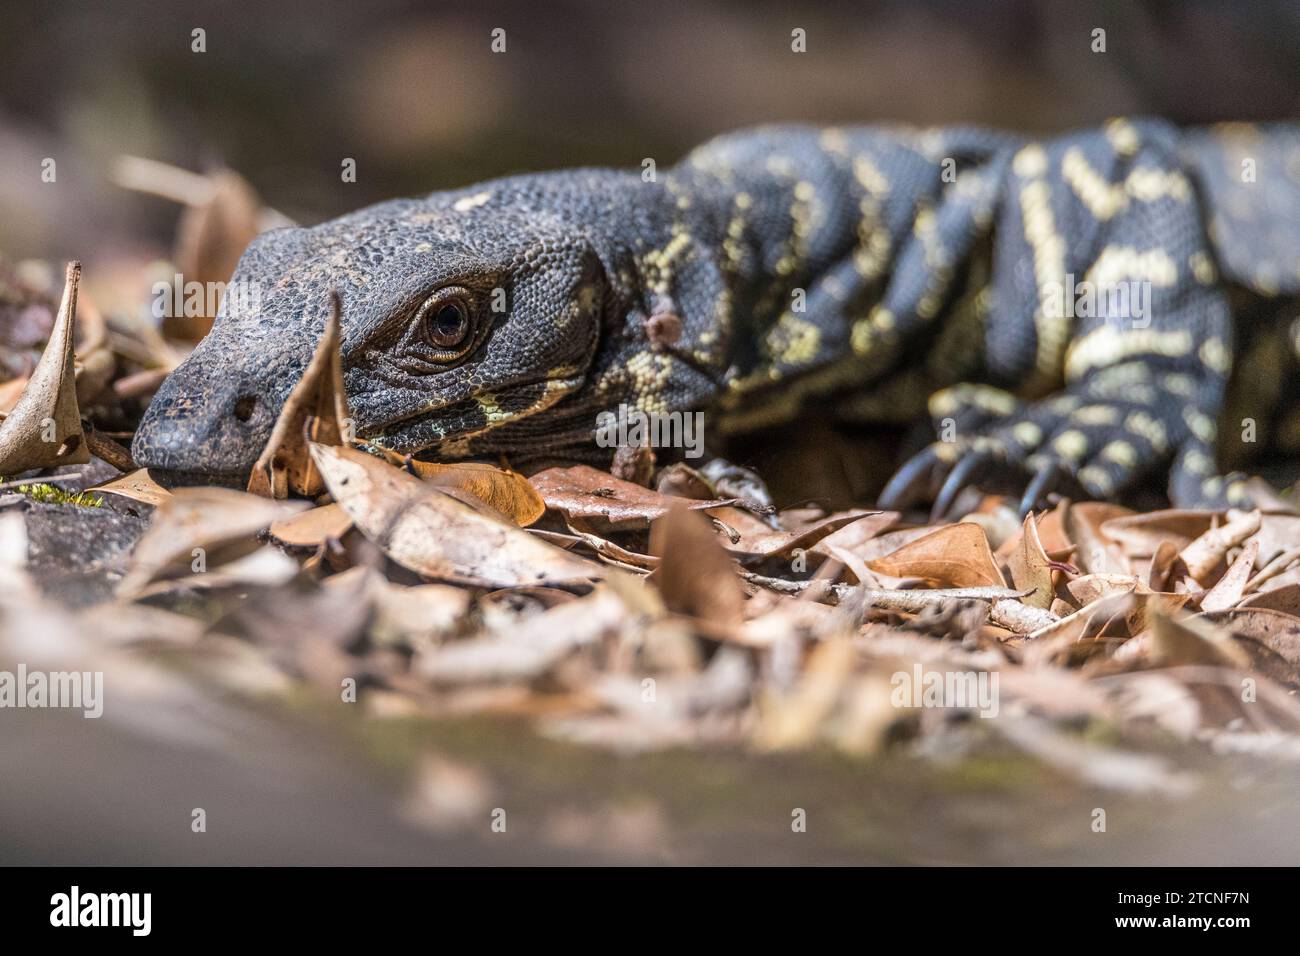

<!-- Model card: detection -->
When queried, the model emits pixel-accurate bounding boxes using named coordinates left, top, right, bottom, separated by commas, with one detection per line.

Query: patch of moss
left=16, top=483, right=104, bottom=508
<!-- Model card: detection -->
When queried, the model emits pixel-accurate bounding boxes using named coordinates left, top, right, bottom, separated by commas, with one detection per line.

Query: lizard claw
left=1018, top=458, right=1069, bottom=518
left=930, top=446, right=998, bottom=522
left=878, top=444, right=950, bottom=512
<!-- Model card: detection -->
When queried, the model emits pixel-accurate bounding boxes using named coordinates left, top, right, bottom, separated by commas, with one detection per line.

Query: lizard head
left=132, top=185, right=618, bottom=485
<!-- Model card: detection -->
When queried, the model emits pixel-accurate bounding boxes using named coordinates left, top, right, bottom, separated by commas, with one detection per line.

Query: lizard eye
left=417, top=290, right=475, bottom=358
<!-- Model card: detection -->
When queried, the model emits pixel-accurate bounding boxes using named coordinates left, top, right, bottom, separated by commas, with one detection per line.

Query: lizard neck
left=662, top=126, right=1006, bottom=432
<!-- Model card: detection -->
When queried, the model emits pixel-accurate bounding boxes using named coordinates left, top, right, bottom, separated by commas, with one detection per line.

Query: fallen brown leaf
left=0, top=262, right=90, bottom=473
left=120, top=487, right=308, bottom=595
left=1006, top=511, right=1055, bottom=609
left=310, top=443, right=602, bottom=587
left=868, top=521, right=1005, bottom=588
left=91, top=467, right=173, bottom=508
left=410, top=460, right=546, bottom=526
left=247, top=296, right=350, bottom=499
left=1199, top=540, right=1259, bottom=612
left=170, top=169, right=264, bottom=341
left=650, top=506, right=745, bottom=626
left=267, top=502, right=353, bottom=547
left=529, top=464, right=733, bottom=528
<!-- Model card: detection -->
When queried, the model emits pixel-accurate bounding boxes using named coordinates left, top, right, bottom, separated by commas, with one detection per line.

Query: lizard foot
left=879, top=389, right=1236, bottom=517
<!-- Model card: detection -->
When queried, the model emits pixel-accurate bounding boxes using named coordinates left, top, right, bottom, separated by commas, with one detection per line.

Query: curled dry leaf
left=1006, top=511, right=1054, bottom=609
left=1180, top=510, right=1261, bottom=583
left=868, top=521, right=1005, bottom=588
left=247, top=296, right=350, bottom=499
left=1199, top=540, right=1259, bottom=612
left=810, top=509, right=900, bottom=559
left=1247, top=513, right=1300, bottom=567
left=1067, top=501, right=1133, bottom=574
left=409, top=460, right=546, bottom=526
left=1023, top=591, right=1136, bottom=666
left=415, top=586, right=626, bottom=686
left=141, top=544, right=301, bottom=596
left=170, top=168, right=264, bottom=341
left=1101, top=509, right=1215, bottom=557
left=1241, top=583, right=1300, bottom=616
left=0, top=262, right=89, bottom=473
left=1201, top=607, right=1300, bottom=671
left=1246, top=545, right=1300, bottom=593
left=310, top=443, right=602, bottom=587
left=650, top=506, right=745, bottom=626
left=707, top=505, right=878, bottom=561
left=1065, top=573, right=1187, bottom=637
left=267, top=502, right=353, bottom=547
left=120, top=487, right=309, bottom=595
left=529, top=464, right=733, bottom=528
left=1146, top=539, right=1182, bottom=591
left=1149, top=612, right=1253, bottom=669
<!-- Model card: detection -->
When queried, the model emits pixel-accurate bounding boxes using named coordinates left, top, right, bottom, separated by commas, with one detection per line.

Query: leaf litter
left=4, top=164, right=1300, bottom=831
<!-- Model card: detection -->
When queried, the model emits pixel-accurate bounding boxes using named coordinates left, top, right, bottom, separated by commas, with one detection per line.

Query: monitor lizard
left=132, top=119, right=1300, bottom=513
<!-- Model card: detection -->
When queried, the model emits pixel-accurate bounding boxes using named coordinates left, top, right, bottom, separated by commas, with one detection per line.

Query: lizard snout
left=132, top=366, right=279, bottom=487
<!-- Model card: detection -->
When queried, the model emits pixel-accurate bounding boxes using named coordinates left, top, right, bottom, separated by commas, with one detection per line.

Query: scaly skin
left=132, top=120, right=1300, bottom=508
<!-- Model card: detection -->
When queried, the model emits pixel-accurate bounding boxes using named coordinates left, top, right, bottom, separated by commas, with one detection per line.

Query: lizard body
left=133, top=119, right=1300, bottom=509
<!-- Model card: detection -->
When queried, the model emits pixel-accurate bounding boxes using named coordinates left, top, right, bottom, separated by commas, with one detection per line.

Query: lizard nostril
left=232, top=395, right=258, bottom=423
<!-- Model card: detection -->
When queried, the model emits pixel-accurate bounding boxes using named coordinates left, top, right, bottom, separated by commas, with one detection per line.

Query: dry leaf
left=170, top=169, right=263, bottom=341
left=1101, top=509, right=1216, bottom=557
left=709, top=506, right=877, bottom=561
left=529, top=464, right=733, bottom=528
left=1067, top=501, right=1133, bottom=574
left=1201, top=607, right=1300, bottom=670
left=267, top=502, right=353, bottom=547
left=1006, top=511, right=1054, bottom=609
left=1149, top=613, right=1252, bottom=669
left=809, top=510, right=900, bottom=558
left=868, top=521, right=1005, bottom=588
left=410, top=460, right=546, bottom=526
left=1180, top=510, right=1261, bottom=583
left=415, top=586, right=626, bottom=686
left=248, top=296, right=350, bottom=499
left=91, top=468, right=173, bottom=508
left=120, top=487, right=308, bottom=595
left=1065, top=574, right=1187, bottom=637
left=650, top=506, right=745, bottom=626
left=1199, top=540, right=1259, bottom=612
left=0, top=262, right=89, bottom=472
left=1241, top=583, right=1300, bottom=616
left=310, top=443, right=601, bottom=587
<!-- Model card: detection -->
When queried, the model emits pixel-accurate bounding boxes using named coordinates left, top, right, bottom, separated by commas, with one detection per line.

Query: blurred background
left=4, top=0, right=1300, bottom=867
left=2, top=0, right=1299, bottom=264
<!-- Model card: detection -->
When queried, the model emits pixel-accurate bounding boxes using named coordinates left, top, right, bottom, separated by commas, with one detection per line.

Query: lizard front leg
left=882, top=123, right=1254, bottom=514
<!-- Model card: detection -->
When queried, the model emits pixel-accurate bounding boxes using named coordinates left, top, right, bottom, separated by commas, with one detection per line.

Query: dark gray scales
left=132, top=121, right=1300, bottom=510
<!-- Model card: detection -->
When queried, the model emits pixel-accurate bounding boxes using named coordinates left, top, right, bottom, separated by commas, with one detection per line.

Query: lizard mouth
left=359, top=374, right=586, bottom=459
left=144, top=467, right=251, bottom=489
